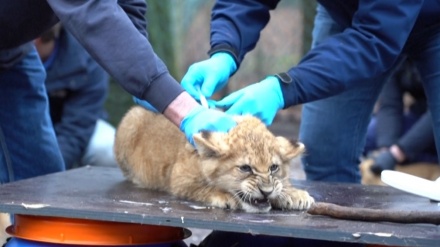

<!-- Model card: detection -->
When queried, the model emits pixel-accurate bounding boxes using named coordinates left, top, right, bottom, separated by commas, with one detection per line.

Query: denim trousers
left=300, top=5, right=440, bottom=183
left=0, top=47, right=64, bottom=184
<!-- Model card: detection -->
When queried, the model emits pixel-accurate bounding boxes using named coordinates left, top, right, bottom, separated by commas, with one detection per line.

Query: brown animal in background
left=114, top=106, right=314, bottom=213
left=359, top=158, right=440, bottom=185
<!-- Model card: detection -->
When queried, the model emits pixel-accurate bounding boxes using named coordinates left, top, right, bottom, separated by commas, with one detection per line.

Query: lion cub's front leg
left=271, top=186, right=315, bottom=211
left=176, top=184, right=241, bottom=210
left=203, top=190, right=240, bottom=210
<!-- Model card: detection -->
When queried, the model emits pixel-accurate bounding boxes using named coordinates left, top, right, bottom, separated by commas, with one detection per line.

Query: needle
left=196, top=85, right=209, bottom=108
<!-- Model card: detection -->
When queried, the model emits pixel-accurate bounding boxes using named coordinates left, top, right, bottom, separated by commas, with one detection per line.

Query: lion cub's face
left=193, top=116, right=305, bottom=213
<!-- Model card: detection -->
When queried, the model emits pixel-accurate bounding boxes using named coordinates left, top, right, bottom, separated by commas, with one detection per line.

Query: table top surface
left=0, top=166, right=439, bottom=246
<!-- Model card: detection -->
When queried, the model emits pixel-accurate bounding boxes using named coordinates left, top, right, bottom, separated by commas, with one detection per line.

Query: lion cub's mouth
left=250, top=198, right=271, bottom=209
left=237, top=192, right=271, bottom=209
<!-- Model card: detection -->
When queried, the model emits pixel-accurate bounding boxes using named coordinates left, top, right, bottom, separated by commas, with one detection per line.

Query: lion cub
left=114, top=106, right=314, bottom=213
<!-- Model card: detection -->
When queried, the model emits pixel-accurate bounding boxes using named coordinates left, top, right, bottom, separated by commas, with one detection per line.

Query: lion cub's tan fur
left=114, top=106, right=314, bottom=213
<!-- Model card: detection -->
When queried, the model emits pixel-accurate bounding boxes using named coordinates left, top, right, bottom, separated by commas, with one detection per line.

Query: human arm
left=181, top=0, right=280, bottom=99
left=50, top=54, right=108, bottom=169
left=54, top=86, right=106, bottom=169
left=370, top=112, right=434, bottom=174
left=45, top=0, right=237, bottom=141
left=134, top=93, right=237, bottom=146
left=46, top=0, right=183, bottom=113
left=210, top=0, right=280, bottom=65
left=279, top=0, right=424, bottom=107
left=215, top=0, right=425, bottom=125
left=370, top=60, right=434, bottom=172
left=367, top=75, right=405, bottom=174
left=396, top=112, right=435, bottom=162
left=375, top=68, right=406, bottom=148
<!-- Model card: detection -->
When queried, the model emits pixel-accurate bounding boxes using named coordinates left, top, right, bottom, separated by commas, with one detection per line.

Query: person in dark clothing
left=34, top=25, right=118, bottom=169
left=180, top=0, right=440, bottom=246
left=181, top=0, right=440, bottom=183
left=364, top=60, right=437, bottom=174
left=0, top=0, right=236, bottom=185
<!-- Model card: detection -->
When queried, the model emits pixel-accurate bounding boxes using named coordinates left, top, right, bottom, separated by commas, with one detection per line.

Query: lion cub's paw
left=208, top=192, right=240, bottom=210
left=272, top=188, right=315, bottom=211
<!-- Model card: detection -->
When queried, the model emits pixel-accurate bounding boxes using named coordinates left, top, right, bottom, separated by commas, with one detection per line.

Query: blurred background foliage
left=105, top=0, right=316, bottom=130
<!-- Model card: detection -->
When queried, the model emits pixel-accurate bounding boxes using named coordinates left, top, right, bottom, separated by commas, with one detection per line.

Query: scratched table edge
left=0, top=204, right=436, bottom=247
left=0, top=167, right=438, bottom=247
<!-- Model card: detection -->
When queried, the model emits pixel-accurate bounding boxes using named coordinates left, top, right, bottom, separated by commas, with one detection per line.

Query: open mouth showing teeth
left=249, top=198, right=270, bottom=208
left=237, top=192, right=271, bottom=209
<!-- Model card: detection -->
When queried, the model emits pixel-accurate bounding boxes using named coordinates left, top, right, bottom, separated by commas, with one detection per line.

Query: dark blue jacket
left=374, top=60, right=435, bottom=161
left=0, top=0, right=182, bottom=112
left=210, top=0, right=440, bottom=108
left=44, top=29, right=108, bottom=169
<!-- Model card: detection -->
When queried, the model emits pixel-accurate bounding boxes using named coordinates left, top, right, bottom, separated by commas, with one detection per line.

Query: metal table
left=0, top=166, right=438, bottom=246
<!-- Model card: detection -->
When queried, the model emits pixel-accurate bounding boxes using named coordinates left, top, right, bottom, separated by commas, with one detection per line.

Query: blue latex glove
left=180, top=106, right=237, bottom=146
left=214, top=76, right=284, bottom=125
left=133, top=97, right=159, bottom=113
left=181, top=52, right=237, bottom=100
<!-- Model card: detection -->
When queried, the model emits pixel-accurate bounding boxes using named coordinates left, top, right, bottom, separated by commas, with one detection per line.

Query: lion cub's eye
left=269, top=164, right=279, bottom=173
left=239, top=165, right=252, bottom=173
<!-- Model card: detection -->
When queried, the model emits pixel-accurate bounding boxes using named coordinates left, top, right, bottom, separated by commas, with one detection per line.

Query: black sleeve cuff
left=274, top=72, right=293, bottom=84
left=208, top=44, right=240, bottom=68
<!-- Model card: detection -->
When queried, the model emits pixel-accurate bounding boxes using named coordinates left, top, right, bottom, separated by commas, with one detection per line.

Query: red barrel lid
left=6, top=214, right=191, bottom=246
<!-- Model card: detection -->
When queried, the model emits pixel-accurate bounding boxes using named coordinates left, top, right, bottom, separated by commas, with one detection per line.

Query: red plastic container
left=6, top=214, right=190, bottom=246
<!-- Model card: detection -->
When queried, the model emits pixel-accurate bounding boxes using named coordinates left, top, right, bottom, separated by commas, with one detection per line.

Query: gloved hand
left=181, top=52, right=237, bottom=100
left=180, top=106, right=236, bottom=146
left=370, top=150, right=397, bottom=175
left=213, top=76, right=284, bottom=125
left=133, top=97, right=159, bottom=113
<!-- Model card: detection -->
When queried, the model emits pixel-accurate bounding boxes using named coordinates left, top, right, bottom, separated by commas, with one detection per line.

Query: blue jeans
left=300, top=5, right=440, bottom=183
left=0, top=47, right=64, bottom=184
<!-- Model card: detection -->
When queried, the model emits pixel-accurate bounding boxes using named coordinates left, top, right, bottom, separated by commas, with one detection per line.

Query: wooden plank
left=0, top=166, right=438, bottom=246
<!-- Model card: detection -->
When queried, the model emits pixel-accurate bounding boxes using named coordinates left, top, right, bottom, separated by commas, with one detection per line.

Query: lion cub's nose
left=259, top=187, right=273, bottom=197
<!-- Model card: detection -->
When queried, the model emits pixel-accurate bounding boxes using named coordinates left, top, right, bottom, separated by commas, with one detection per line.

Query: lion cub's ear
left=276, top=137, right=305, bottom=161
left=193, top=131, right=229, bottom=158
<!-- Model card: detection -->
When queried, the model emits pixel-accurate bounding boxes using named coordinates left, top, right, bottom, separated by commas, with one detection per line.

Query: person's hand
left=181, top=52, right=237, bottom=100
left=214, top=76, right=284, bottom=125
left=180, top=106, right=236, bottom=146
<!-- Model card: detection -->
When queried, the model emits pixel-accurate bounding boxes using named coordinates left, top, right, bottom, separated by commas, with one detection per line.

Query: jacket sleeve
left=375, top=70, right=405, bottom=148
left=210, top=0, right=280, bottom=65
left=46, top=0, right=183, bottom=112
left=54, top=57, right=108, bottom=169
left=280, top=0, right=425, bottom=107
